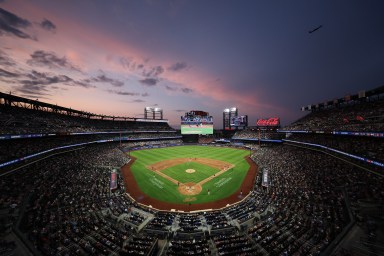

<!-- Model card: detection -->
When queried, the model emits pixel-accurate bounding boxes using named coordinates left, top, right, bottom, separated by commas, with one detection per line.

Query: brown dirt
left=121, top=151, right=258, bottom=212
left=178, top=182, right=202, bottom=196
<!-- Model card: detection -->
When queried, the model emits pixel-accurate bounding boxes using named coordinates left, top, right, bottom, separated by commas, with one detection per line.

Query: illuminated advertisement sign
left=256, top=117, right=280, bottom=127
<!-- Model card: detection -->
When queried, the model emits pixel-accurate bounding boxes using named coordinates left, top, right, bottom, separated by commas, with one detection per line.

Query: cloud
left=165, top=85, right=177, bottom=91
left=16, top=83, right=51, bottom=97
left=0, top=50, right=16, bottom=66
left=40, top=18, right=56, bottom=32
left=107, top=89, right=139, bottom=96
left=22, top=70, right=72, bottom=86
left=92, top=74, right=124, bottom=87
left=27, top=50, right=81, bottom=72
left=1, top=59, right=95, bottom=89
left=142, top=65, right=164, bottom=77
left=139, top=77, right=158, bottom=86
left=168, top=62, right=187, bottom=72
left=72, top=80, right=94, bottom=88
left=132, top=99, right=145, bottom=103
left=181, top=87, right=193, bottom=93
left=141, top=92, right=149, bottom=97
left=18, top=70, right=95, bottom=89
left=120, top=57, right=140, bottom=70
left=120, top=57, right=132, bottom=69
left=0, top=8, right=32, bottom=39
left=0, top=68, right=19, bottom=78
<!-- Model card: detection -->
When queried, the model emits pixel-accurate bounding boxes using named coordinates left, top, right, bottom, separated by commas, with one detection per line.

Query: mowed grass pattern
left=129, top=146, right=250, bottom=205
left=162, top=162, right=219, bottom=184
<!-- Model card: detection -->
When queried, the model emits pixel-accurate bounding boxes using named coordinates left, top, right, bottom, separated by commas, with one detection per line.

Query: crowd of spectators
left=287, top=133, right=384, bottom=163
left=178, top=214, right=202, bottom=232
left=232, top=128, right=282, bottom=141
left=204, top=212, right=229, bottom=230
left=1, top=99, right=383, bottom=255
left=250, top=145, right=383, bottom=255
left=213, top=233, right=258, bottom=255
left=166, top=236, right=210, bottom=255
left=0, top=133, right=181, bottom=165
left=282, top=99, right=384, bottom=132
left=122, top=211, right=147, bottom=226
left=145, top=212, right=175, bottom=231
left=0, top=105, right=180, bottom=169
left=120, top=235, right=157, bottom=255
left=0, top=106, right=173, bottom=135
left=1, top=140, right=383, bottom=255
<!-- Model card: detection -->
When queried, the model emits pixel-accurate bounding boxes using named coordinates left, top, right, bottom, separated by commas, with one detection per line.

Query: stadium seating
left=282, top=98, right=384, bottom=132
left=1, top=98, right=383, bottom=256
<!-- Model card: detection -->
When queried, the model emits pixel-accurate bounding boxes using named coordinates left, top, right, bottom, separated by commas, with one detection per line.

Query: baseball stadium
left=1, top=2, right=384, bottom=256
left=1, top=87, right=383, bottom=256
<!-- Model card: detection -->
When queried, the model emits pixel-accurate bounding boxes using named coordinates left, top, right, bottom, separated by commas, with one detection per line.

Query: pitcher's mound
left=185, top=169, right=196, bottom=173
left=178, top=182, right=202, bottom=195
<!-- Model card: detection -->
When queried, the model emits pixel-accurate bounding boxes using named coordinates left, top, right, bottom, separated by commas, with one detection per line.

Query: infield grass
left=162, top=162, right=220, bottom=184
left=129, top=145, right=250, bottom=205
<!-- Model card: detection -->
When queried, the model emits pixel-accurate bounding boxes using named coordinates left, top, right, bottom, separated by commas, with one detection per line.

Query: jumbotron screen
left=181, top=110, right=213, bottom=135
left=230, top=115, right=248, bottom=127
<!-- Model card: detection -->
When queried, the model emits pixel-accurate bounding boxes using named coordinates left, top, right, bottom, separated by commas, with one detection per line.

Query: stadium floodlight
left=144, top=106, right=163, bottom=120
left=230, top=107, right=237, bottom=111
left=224, top=108, right=230, bottom=113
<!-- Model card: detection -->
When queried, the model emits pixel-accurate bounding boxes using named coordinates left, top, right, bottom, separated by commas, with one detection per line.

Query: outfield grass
left=129, top=145, right=250, bottom=205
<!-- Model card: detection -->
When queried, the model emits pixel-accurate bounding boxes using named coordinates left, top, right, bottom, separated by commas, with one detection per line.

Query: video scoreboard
left=230, top=115, right=248, bottom=128
left=181, top=110, right=213, bottom=135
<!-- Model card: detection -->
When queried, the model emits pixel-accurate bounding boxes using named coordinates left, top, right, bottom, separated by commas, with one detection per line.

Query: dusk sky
left=1, top=0, right=384, bottom=128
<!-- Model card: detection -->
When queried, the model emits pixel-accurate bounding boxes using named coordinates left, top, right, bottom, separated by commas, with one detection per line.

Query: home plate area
left=178, top=182, right=202, bottom=196
left=148, top=158, right=234, bottom=197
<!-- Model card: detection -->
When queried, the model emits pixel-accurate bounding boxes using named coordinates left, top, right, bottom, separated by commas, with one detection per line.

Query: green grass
left=129, top=145, right=250, bottom=205
left=161, top=162, right=220, bottom=184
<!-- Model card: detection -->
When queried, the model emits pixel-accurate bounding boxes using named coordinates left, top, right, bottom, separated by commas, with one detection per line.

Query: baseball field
left=122, top=145, right=257, bottom=211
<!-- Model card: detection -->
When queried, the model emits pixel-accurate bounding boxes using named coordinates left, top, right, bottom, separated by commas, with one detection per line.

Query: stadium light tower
left=223, top=107, right=238, bottom=130
left=144, top=107, right=163, bottom=119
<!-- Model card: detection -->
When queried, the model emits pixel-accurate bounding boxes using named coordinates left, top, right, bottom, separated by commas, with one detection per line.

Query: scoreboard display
left=181, top=110, right=213, bottom=135
left=230, top=115, right=248, bottom=127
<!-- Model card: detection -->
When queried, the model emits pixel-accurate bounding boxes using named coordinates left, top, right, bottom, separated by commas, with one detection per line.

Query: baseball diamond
left=121, top=145, right=258, bottom=211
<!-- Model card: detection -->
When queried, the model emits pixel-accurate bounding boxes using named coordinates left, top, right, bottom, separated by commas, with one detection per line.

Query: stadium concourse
left=0, top=92, right=383, bottom=256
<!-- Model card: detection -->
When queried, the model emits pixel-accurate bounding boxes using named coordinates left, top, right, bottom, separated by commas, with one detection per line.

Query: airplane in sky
left=309, top=25, right=323, bottom=33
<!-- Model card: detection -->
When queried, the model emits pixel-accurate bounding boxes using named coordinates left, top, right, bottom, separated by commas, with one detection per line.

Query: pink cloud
left=1, top=1, right=283, bottom=124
